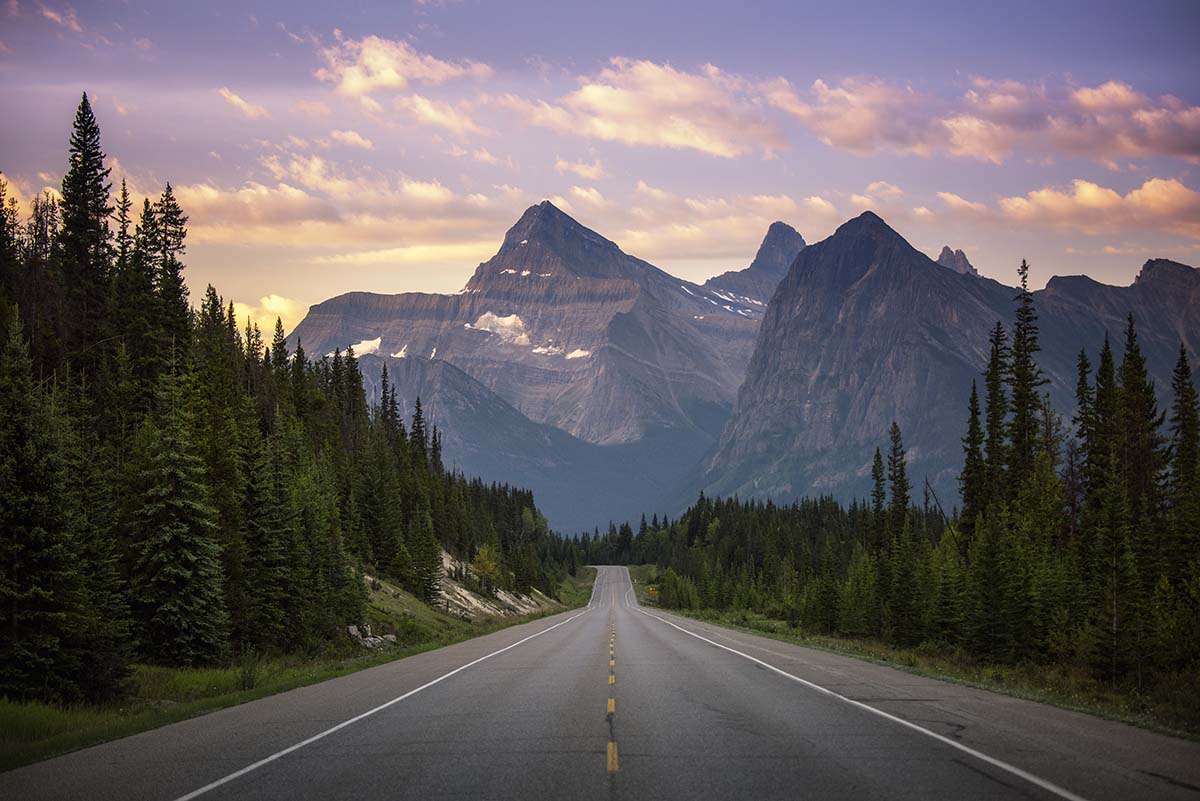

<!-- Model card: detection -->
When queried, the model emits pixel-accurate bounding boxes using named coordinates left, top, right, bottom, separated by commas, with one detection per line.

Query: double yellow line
left=607, top=577, right=619, bottom=773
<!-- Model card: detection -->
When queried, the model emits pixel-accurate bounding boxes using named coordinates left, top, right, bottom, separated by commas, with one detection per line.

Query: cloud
left=998, top=177, right=1200, bottom=237
left=293, top=99, right=331, bottom=118
left=496, top=57, right=786, bottom=158
left=232, top=294, right=308, bottom=337
left=217, top=87, right=271, bottom=119
left=394, top=94, right=487, bottom=136
left=766, top=77, right=940, bottom=157
left=937, top=191, right=989, bottom=216
left=770, top=75, right=1200, bottom=164
left=38, top=3, right=80, bottom=33
left=330, top=129, right=374, bottom=149
left=315, top=33, right=491, bottom=98
left=555, top=157, right=604, bottom=179
left=316, top=241, right=498, bottom=266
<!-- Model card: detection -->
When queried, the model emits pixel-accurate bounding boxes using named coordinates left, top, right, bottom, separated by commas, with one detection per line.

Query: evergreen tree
left=983, top=321, right=1010, bottom=507
left=959, top=380, right=986, bottom=545
left=407, top=487, right=442, bottom=603
left=153, top=184, right=191, bottom=360
left=870, top=447, right=886, bottom=555
left=1167, top=344, right=1199, bottom=583
left=1007, top=260, right=1046, bottom=484
left=57, top=93, right=113, bottom=379
left=0, top=312, right=88, bottom=701
left=129, top=367, right=229, bottom=665
left=887, top=421, right=910, bottom=536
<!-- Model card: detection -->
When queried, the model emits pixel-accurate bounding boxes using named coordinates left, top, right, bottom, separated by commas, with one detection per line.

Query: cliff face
left=704, top=221, right=806, bottom=307
left=290, top=201, right=764, bottom=446
left=936, top=246, right=980, bottom=277
left=700, top=213, right=1200, bottom=505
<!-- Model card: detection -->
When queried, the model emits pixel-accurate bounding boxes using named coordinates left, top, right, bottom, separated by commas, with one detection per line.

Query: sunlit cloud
left=232, top=294, right=308, bottom=336
left=315, top=32, right=491, bottom=97
left=555, top=158, right=605, bottom=179
left=38, top=3, right=81, bottom=33
left=292, top=99, right=331, bottom=118
left=394, top=94, right=488, bottom=136
left=998, top=177, right=1200, bottom=237
left=770, top=75, right=1200, bottom=164
left=330, top=129, right=374, bottom=149
left=496, top=57, right=786, bottom=158
left=216, top=87, right=271, bottom=119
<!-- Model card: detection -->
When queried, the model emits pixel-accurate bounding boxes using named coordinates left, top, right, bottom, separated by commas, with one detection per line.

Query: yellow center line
left=607, top=741, right=619, bottom=772
left=609, top=674, right=615, bottom=685
left=610, top=659, right=615, bottom=668
left=607, top=697, right=615, bottom=714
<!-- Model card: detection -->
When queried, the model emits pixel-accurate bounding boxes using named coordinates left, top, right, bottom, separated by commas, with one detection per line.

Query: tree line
left=0, top=93, right=581, bottom=705
left=617, top=260, right=1199, bottom=690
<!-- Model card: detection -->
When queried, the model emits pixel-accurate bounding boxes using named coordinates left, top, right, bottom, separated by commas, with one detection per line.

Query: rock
left=347, top=625, right=360, bottom=638
left=936, top=246, right=980, bottom=277
left=704, top=221, right=806, bottom=305
left=382, top=634, right=397, bottom=644
left=701, top=211, right=1200, bottom=507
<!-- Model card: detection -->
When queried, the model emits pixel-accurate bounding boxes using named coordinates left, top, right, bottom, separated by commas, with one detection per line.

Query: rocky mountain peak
left=936, top=246, right=979, bottom=276
left=1134, top=258, right=1196, bottom=287
left=748, top=222, right=806, bottom=275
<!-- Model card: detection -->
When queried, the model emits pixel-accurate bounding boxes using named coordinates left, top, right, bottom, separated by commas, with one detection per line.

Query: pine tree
left=407, top=487, right=442, bottom=603
left=153, top=184, right=191, bottom=360
left=1167, top=344, right=1199, bottom=584
left=0, top=312, right=88, bottom=701
left=1118, top=315, right=1165, bottom=517
left=959, top=380, right=986, bottom=545
left=870, top=447, right=886, bottom=555
left=239, top=429, right=289, bottom=650
left=983, top=321, right=1010, bottom=508
left=129, top=367, right=229, bottom=665
left=411, top=397, right=428, bottom=465
left=57, top=93, right=113, bottom=379
left=1007, top=260, right=1047, bottom=484
left=887, top=421, right=910, bottom=536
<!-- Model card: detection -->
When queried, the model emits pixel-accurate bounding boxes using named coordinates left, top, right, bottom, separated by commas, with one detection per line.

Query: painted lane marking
left=636, top=608, right=1091, bottom=801
left=608, top=698, right=615, bottom=714
left=607, top=741, right=619, bottom=772
left=609, top=675, right=615, bottom=685
left=171, top=607, right=593, bottom=801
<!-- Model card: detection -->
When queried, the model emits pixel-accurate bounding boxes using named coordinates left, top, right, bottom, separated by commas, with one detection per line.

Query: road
left=3, top=566, right=1199, bottom=800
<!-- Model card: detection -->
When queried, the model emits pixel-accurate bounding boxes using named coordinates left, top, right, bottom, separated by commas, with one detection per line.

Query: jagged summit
left=499, top=200, right=619, bottom=255
left=1135, top=258, right=1196, bottom=285
left=704, top=220, right=805, bottom=305
left=936, top=246, right=979, bottom=277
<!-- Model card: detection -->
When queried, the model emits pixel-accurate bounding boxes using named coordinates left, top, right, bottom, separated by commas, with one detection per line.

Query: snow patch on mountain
left=351, top=336, right=381, bottom=356
left=565, top=348, right=592, bottom=360
left=464, top=312, right=532, bottom=345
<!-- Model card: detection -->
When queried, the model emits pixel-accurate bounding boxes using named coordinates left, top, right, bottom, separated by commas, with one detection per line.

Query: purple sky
left=1, top=0, right=1198, bottom=332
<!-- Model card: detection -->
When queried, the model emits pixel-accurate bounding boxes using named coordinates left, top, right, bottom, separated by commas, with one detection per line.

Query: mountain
left=936, top=246, right=979, bottom=277
left=700, top=212, right=1200, bottom=506
left=290, top=202, right=783, bottom=529
left=704, top=222, right=806, bottom=308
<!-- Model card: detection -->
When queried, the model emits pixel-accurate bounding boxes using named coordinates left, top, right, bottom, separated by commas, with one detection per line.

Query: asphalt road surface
left=3, top=566, right=1199, bottom=800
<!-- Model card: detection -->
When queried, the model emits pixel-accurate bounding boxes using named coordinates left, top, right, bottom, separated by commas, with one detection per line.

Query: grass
left=627, top=563, right=1200, bottom=739
left=0, top=567, right=597, bottom=773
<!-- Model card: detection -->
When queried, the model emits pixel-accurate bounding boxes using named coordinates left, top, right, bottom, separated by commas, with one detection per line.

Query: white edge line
left=171, top=606, right=593, bottom=801
left=636, top=607, right=1091, bottom=801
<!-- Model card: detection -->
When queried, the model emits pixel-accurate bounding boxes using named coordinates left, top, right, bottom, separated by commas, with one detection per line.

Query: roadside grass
left=627, top=563, right=1200, bottom=739
left=0, top=568, right=596, bottom=772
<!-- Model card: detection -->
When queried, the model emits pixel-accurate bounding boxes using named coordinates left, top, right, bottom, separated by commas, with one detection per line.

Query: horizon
left=1, top=0, right=1198, bottom=334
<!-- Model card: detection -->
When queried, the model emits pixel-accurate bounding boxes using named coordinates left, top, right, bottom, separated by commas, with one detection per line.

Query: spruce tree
left=983, top=321, right=1010, bottom=508
left=959, top=380, right=986, bottom=545
left=1007, top=260, right=1046, bottom=484
left=57, top=93, right=113, bottom=379
left=153, top=184, right=191, bottom=360
left=1167, top=344, right=1199, bottom=583
left=130, top=367, right=229, bottom=665
left=0, top=312, right=88, bottom=701
left=886, top=421, right=910, bottom=536
left=407, top=487, right=442, bottom=603
left=870, top=447, right=886, bottom=555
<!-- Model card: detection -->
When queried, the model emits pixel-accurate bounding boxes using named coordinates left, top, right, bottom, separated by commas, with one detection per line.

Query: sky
left=1, top=0, right=1198, bottom=334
